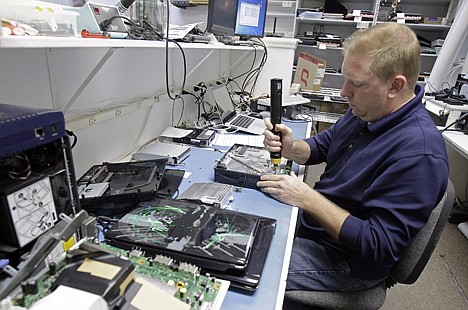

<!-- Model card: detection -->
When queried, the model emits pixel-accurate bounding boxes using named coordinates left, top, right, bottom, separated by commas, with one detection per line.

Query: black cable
left=183, top=90, right=204, bottom=120
left=245, top=40, right=268, bottom=95
left=227, top=39, right=268, bottom=103
left=66, top=129, right=78, bottom=149
left=100, top=15, right=135, bottom=36
left=100, top=15, right=164, bottom=41
left=164, top=0, right=187, bottom=101
left=177, top=96, right=185, bottom=126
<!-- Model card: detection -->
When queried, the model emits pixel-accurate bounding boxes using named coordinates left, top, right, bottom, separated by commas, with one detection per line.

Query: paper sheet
left=212, top=134, right=264, bottom=147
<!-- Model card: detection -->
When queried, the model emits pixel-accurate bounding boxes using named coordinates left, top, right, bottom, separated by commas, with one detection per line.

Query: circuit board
left=95, top=242, right=229, bottom=309
left=11, top=240, right=229, bottom=310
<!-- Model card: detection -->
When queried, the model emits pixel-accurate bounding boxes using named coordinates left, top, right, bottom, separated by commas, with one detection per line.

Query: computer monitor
left=235, top=0, right=268, bottom=38
left=206, top=0, right=238, bottom=37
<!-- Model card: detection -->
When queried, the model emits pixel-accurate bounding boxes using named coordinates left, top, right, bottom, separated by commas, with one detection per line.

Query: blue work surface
left=178, top=147, right=292, bottom=309
left=176, top=119, right=310, bottom=309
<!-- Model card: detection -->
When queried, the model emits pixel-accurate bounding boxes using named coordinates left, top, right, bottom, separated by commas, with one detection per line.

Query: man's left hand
left=257, top=171, right=311, bottom=207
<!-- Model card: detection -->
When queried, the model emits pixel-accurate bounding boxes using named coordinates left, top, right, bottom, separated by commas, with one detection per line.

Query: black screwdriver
left=270, top=78, right=283, bottom=170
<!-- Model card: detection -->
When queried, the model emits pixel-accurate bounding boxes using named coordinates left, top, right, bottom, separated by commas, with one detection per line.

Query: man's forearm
left=283, top=140, right=311, bottom=165
left=299, top=189, right=350, bottom=240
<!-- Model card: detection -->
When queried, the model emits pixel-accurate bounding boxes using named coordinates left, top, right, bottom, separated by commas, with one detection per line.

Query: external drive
left=132, top=141, right=191, bottom=165
left=172, top=128, right=215, bottom=147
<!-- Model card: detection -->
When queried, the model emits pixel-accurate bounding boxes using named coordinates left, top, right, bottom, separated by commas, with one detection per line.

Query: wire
left=164, top=0, right=187, bottom=101
left=66, top=130, right=78, bottom=149
left=171, top=95, right=185, bottom=127
left=227, top=39, right=268, bottom=106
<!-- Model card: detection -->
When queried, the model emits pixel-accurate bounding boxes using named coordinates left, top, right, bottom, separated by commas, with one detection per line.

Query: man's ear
left=388, top=75, right=406, bottom=99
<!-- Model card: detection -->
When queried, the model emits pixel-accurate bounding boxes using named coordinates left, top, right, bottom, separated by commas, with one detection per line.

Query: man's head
left=340, top=23, right=421, bottom=123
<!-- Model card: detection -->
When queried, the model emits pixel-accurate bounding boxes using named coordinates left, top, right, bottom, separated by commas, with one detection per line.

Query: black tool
left=270, top=78, right=283, bottom=168
left=440, top=112, right=468, bottom=133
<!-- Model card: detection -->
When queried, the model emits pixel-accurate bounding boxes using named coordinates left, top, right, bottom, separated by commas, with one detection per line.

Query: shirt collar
left=366, top=84, right=424, bottom=134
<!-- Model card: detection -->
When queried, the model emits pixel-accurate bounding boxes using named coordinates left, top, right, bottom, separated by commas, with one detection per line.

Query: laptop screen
left=211, top=85, right=235, bottom=113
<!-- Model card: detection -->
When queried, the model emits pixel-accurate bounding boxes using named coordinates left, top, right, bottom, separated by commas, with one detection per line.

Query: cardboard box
left=294, top=52, right=327, bottom=92
left=423, top=16, right=443, bottom=24
left=431, top=39, right=445, bottom=47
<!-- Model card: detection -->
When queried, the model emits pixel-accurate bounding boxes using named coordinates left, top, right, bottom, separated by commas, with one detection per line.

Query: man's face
left=340, top=55, right=393, bottom=123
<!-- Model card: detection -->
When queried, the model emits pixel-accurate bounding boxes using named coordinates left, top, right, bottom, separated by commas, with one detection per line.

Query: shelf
left=297, top=18, right=371, bottom=26
left=0, top=36, right=254, bottom=51
left=267, top=12, right=297, bottom=17
left=421, top=53, right=439, bottom=58
left=297, top=44, right=343, bottom=51
left=375, top=21, right=451, bottom=31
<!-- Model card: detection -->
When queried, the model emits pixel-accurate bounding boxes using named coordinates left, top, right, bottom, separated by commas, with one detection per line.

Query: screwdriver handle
left=270, top=78, right=282, bottom=165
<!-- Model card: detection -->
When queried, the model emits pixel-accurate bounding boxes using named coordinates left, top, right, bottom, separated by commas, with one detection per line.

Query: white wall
left=0, top=2, right=299, bottom=177
left=0, top=44, right=241, bottom=176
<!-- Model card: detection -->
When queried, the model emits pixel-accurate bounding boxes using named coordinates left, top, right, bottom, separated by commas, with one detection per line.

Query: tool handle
left=270, top=78, right=282, bottom=165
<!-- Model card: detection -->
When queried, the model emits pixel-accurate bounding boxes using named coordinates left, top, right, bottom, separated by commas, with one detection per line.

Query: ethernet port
left=35, top=127, right=45, bottom=138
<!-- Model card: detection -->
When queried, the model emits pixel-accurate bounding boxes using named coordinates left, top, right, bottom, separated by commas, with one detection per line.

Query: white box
left=0, top=0, right=79, bottom=37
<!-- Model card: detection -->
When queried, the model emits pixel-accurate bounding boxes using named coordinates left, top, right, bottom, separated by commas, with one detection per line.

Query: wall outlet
left=115, top=108, right=122, bottom=116
left=89, top=116, right=96, bottom=125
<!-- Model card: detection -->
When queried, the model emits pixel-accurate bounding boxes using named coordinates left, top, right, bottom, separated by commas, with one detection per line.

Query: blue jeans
left=286, top=237, right=384, bottom=291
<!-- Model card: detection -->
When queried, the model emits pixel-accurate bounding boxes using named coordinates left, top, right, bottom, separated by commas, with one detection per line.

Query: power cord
left=100, top=16, right=162, bottom=41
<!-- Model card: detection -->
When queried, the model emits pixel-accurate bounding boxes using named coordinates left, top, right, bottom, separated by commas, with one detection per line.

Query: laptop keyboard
left=231, top=115, right=255, bottom=128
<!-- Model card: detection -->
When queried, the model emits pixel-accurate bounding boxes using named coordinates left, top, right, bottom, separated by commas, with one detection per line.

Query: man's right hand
left=263, top=118, right=295, bottom=159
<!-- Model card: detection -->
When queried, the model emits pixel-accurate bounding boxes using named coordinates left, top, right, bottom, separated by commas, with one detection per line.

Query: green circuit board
left=13, top=241, right=228, bottom=310
left=96, top=242, right=227, bottom=309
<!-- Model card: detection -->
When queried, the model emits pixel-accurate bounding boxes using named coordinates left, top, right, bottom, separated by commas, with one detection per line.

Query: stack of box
left=431, top=39, right=444, bottom=54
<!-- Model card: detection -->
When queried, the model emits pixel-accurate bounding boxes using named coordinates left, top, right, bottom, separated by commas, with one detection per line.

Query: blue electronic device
left=0, top=103, right=80, bottom=250
left=0, top=104, right=65, bottom=158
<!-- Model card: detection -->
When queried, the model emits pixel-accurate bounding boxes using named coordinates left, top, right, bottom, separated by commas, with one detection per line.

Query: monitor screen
left=206, top=0, right=238, bottom=37
left=235, top=0, right=268, bottom=38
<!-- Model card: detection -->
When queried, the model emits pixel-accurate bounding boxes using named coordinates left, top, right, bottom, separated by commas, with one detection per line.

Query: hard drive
left=213, top=144, right=292, bottom=189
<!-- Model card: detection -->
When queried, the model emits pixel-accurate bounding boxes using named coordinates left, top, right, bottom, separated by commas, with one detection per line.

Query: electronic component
left=172, top=128, right=215, bottom=148
left=214, top=144, right=292, bottom=189
left=270, top=78, right=283, bottom=169
left=77, top=159, right=183, bottom=213
left=0, top=103, right=80, bottom=263
left=52, top=250, right=135, bottom=307
left=1, top=176, right=57, bottom=248
left=133, top=141, right=191, bottom=165
left=8, top=238, right=229, bottom=310
left=104, top=198, right=276, bottom=291
left=178, top=182, right=234, bottom=208
left=64, top=3, right=128, bottom=39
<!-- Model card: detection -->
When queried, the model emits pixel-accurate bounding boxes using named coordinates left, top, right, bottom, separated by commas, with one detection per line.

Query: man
left=257, top=23, right=449, bottom=292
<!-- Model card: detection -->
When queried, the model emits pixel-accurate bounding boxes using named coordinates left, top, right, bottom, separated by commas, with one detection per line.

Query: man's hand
left=257, top=171, right=350, bottom=240
left=257, top=171, right=311, bottom=207
left=263, top=118, right=294, bottom=158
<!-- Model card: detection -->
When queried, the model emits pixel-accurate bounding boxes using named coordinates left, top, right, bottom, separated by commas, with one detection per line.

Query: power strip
left=66, top=78, right=229, bottom=131
left=66, top=97, right=157, bottom=131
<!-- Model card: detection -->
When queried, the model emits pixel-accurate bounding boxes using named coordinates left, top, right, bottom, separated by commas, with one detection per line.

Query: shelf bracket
left=63, top=47, right=120, bottom=113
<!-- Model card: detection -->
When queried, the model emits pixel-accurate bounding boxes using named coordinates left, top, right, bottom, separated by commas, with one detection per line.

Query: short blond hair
left=342, top=23, right=421, bottom=90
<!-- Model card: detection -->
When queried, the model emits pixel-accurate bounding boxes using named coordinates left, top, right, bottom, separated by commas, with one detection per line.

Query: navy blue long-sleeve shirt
left=301, top=84, right=449, bottom=280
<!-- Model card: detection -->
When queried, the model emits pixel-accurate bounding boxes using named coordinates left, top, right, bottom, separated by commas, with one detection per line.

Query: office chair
left=284, top=179, right=455, bottom=310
